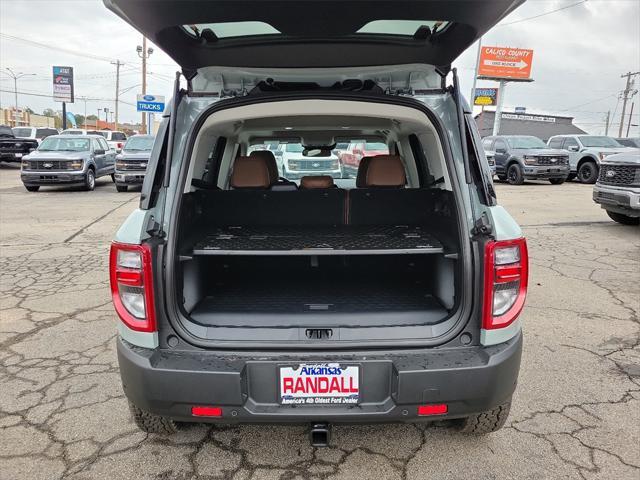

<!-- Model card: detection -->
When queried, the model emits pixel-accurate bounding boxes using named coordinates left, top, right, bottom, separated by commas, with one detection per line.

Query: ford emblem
left=551, top=158, right=557, bottom=163
left=605, top=170, right=616, bottom=178
left=43, top=162, right=53, bottom=168
left=143, top=95, right=155, bottom=101
left=312, top=162, right=320, bottom=168
left=141, top=163, right=147, bottom=168
left=15, top=143, right=22, bottom=147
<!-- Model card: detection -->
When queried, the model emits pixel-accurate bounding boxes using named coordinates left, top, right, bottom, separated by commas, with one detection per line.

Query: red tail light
left=109, top=242, right=156, bottom=332
left=117, top=142, right=123, bottom=149
left=482, top=238, right=528, bottom=330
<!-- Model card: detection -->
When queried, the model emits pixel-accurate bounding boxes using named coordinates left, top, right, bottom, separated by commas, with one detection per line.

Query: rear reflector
left=191, top=406, right=222, bottom=417
left=417, top=404, right=448, bottom=416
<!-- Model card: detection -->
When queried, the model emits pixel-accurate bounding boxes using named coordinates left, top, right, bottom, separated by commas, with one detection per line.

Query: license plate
left=279, top=363, right=360, bottom=405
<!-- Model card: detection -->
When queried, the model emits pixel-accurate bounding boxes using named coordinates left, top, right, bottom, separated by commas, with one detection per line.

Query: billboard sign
left=478, top=47, right=533, bottom=80
left=474, top=88, right=499, bottom=106
left=136, top=94, right=165, bottom=112
left=53, top=66, right=74, bottom=103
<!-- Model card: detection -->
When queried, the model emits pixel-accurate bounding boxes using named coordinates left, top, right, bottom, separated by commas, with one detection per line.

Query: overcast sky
left=1, top=0, right=639, bottom=136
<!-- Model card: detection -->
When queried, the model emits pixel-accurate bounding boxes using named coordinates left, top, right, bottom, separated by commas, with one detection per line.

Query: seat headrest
left=250, top=150, right=279, bottom=184
left=230, top=156, right=272, bottom=189
left=300, top=175, right=335, bottom=189
left=364, top=155, right=406, bottom=188
left=355, top=156, right=373, bottom=188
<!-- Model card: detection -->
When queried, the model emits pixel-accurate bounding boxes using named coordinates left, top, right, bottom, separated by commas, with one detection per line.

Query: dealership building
left=474, top=110, right=587, bottom=141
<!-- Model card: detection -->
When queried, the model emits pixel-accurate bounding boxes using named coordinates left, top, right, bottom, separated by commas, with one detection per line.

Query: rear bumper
left=593, top=184, right=640, bottom=216
left=21, top=171, right=86, bottom=185
left=117, top=332, right=522, bottom=423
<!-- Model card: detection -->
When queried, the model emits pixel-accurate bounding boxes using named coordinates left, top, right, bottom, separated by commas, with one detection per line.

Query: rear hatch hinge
left=471, top=213, right=493, bottom=239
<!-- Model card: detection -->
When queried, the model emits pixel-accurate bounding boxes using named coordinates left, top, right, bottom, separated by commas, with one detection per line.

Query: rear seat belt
left=344, top=189, right=350, bottom=225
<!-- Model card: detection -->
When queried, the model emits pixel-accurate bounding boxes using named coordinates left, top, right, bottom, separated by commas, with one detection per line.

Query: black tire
left=549, top=178, right=566, bottom=185
left=116, top=184, right=128, bottom=192
left=497, top=174, right=507, bottom=182
left=458, top=399, right=511, bottom=434
left=128, top=401, right=178, bottom=434
left=111, top=173, right=116, bottom=182
left=507, top=164, right=524, bottom=185
left=577, top=161, right=598, bottom=184
left=567, top=173, right=576, bottom=182
left=606, top=210, right=640, bottom=225
left=25, top=185, right=40, bottom=192
left=84, top=168, right=96, bottom=191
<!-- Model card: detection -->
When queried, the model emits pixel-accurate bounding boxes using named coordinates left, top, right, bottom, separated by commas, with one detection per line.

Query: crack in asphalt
left=1, top=196, right=639, bottom=479
left=63, top=196, right=138, bottom=243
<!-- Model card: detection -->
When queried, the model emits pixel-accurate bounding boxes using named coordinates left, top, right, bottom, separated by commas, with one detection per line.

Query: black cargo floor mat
left=191, top=225, right=443, bottom=255
left=189, top=279, right=448, bottom=327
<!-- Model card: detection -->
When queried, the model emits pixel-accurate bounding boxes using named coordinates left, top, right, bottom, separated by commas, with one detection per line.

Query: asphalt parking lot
left=1, top=163, right=638, bottom=480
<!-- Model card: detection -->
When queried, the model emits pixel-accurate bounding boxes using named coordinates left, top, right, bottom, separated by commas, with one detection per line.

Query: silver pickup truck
left=593, top=150, right=640, bottom=225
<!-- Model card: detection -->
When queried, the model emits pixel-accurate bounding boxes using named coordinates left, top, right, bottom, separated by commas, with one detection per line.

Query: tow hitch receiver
left=309, top=422, right=331, bottom=447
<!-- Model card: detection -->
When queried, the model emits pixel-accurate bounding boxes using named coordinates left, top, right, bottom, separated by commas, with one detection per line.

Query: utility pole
left=5, top=68, right=35, bottom=126
left=604, top=110, right=610, bottom=136
left=619, top=71, right=639, bottom=137
left=111, top=60, right=124, bottom=131
left=627, top=102, right=635, bottom=137
left=136, top=37, right=154, bottom=134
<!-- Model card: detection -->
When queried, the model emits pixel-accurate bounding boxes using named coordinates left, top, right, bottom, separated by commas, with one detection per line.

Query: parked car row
left=481, top=134, right=638, bottom=186
left=14, top=132, right=154, bottom=193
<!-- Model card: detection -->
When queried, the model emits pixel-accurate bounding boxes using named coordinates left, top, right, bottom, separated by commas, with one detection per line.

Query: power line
left=0, top=88, right=135, bottom=106
left=498, top=0, right=588, bottom=26
left=0, top=33, right=117, bottom=62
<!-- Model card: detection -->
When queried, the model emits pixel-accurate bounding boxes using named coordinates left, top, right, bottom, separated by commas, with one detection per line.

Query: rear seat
left=349, top=155, right=435, bottom=225
left=249, top=150, right=297, bottom=191
left=200, top=156, right=344, bottom=226
left=198, top=154, right=434, bottom=228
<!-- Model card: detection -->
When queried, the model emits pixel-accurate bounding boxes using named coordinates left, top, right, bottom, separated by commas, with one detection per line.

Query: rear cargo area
left=176, top=186, right=460, bottom=332
left=168, top=103, right=467, bottom=343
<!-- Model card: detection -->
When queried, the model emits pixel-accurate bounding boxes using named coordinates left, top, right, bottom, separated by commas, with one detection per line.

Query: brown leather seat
left=363, top=155, right=406, bottom=188
left=300, top=175, right=336, bottom=189
left=355, top=156, right=373, bottom=188
left=249, top=150, right=279, bottom=185
left=229, top=156, right=272, bottom=189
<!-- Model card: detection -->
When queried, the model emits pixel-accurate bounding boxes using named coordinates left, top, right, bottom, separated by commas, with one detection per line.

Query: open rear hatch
left=104, top=0, right=523, bottom=71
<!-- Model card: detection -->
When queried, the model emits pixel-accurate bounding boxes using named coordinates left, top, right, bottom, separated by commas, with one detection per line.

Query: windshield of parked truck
left=39, top=137, right=90, bottom=152
left=579, top=136, right=623, bottom=148
left=124, top=136, right=155, bottom=151
left=506, top=136, right=548, bottom=149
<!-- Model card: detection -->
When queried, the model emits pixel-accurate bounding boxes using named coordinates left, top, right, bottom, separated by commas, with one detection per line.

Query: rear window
left=61, top=130, right=83, bottom=135
left=12, top=128, right=32, bottom=138
left=184, top=19, right=448, bottom=39
left=112, top=132, right=127, bottom=141
left=579, top=136, right=623, bottom=148
left=36, top=129, right=57, bottom=139
left=363, top=142, right=388, bottom=152
left=356, top=20, right=448, bottom=35
left=184, top=21, right=280, bottom=38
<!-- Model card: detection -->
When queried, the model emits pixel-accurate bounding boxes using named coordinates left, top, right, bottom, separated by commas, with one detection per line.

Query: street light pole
left=136, top=37, right=154, bottom=134
left=5, top=68, right=35, bottom=126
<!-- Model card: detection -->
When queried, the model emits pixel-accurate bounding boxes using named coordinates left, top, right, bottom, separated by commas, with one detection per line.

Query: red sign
left=478, top=46, right=534, bottom=80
